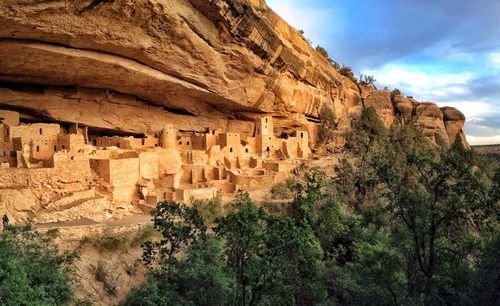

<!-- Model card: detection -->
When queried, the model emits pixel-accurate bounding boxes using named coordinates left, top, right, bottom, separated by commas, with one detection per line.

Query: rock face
left=0, top=0, right=467, bottom=143
left=441, top=106, right=467, bottom=146
left=414, top=103, right=451, bottom=146
left=362, top=89, right=394, bottom=128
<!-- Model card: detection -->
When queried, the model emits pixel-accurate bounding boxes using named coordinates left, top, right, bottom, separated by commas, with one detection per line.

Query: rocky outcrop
left=362, top=89, right=394, bottom=128
left=0, top=0, right=351, bottom=134
left=414, top=103, right=450, bottom=146
left=393, top=95, right=414, bottom=121
left=441, top=107, right=467, bottom=146
left=0, top=0, right=467, bottom=146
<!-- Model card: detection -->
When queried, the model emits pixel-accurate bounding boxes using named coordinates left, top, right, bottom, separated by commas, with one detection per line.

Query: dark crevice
left=0, top=82, right=47, bottom=94
left=161, top=106, right=196, bottom=117
left=78, top=0, right=115, bottom=15
left=306, top=115, right=320, bottom=123
left=0, top=81, right=201, bottom=118
left=87, top=127, right=142, bottom=138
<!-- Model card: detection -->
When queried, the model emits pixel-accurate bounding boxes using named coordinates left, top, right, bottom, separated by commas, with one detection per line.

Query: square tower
left=296, top=130, right=310, bottom=158
left=256, top=116, right=273, bottom=137
left=256, top=116, right=275, bottom=156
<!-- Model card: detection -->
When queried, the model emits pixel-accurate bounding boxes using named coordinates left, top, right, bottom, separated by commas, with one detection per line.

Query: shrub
left=130, top=225, right=157, bottom=247
left=318, top=105, right=338, bottom=143
left=92, top=260, right=118, bottom=296
left=390, top=88, right=402, bottom=100
left=192, top=197, right=225, bottom=225
left=315, top=45, right=340, bottom=69
left=74, top=298, right=94, bottom=306
left=271, top=177, right=297, bottom=199
left=315, top=45, right=329, bottom=59
left=80, top=234, right=127, bottom=251
left=359, top=74, right=376, bottom=86
left=338, top=65, right=358, bottom=84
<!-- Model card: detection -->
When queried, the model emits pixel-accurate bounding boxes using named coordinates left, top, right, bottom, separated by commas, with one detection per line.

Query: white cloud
left=363, top=63, right=500, bottom=144
left=490, top=51, right=500, bottom=68
left=434, top=100, right=493, bottom=119
left=266, top=0, right=341, bottom=47
left=363, top=64, right=474, bottom=101
left=465, top=134, right=500, bottom=145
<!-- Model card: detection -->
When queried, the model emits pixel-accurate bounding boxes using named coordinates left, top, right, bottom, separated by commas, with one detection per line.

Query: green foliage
left=315, top=45, right=330, bottom=59
left=0, top=226, right=77, bottom=305
left=390, top=88, right=402, bottom=100
left=338, top=65, right=358, bottom=84
left=344, top=107, right=387, bottom=157
left=74, top=298, right=94, bottom=306
left=215, top=192, right=328, bottom=305
left=336, top=110, right=500, bottom=304
left=270, top=177, right=297, bottom=199
left=130, top=225, right=157, bottom=247
left=80, top=234, right=127, bottom=251
left=318, top=105, right=338, bottom=143
left=142, top=201, right=206, bottom=272
left=192, top=197, right=225, bottom=225
left=315, top=45, right=340, bottom=70
left=336, top=226, right=407, bottom=305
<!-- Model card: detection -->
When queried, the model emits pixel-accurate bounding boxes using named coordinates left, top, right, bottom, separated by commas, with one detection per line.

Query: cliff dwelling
left=0, top=109, right=311, bottom=223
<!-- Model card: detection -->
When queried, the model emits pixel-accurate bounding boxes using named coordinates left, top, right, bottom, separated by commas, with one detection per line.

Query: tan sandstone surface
left=0, top=0, right=466, bottom=140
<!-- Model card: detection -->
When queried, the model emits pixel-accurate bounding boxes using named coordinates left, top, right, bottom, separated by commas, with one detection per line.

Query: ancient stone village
left=1, top=0, right=497, bottom=305
left=0, top=109, right=309, bottom=224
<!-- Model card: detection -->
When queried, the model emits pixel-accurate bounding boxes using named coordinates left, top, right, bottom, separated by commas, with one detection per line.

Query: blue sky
left=267, top=0, right=500, bottom=145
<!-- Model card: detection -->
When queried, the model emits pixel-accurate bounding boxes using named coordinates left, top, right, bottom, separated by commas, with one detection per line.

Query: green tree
left=124, top=236, right=234, bottom=306
left=0, top=226, right=77, bottom=306
left=318, top=105, right=338, bottom=143
left=215, top=193, right=328, bottom=306
left=142, top=201, right=206, bottom=274
left=336, top=111, right=499, bottom=304
left=338, top=65, right=358, bottom=84
left=336, top=226, right=407, bottom=306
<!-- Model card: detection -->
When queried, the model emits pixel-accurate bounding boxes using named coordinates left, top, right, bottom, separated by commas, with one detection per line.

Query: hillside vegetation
left=121, top=108, right=499, bottom=306
left=2, top=108, right=498, bottom=305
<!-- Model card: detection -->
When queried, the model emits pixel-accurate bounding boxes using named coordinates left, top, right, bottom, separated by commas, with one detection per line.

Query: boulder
left=414, top=103, right=450, bottom=146
left=393, top=95, right=414, bottom=121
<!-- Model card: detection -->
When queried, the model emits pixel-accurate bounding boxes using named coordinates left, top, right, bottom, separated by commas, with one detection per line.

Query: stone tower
left=256, top=116, right=274, bottom=156
left=161, top=124, right=176, bottom=149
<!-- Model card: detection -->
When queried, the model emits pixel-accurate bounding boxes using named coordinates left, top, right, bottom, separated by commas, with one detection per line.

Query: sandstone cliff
left=0, top=0, right=466, bottom=145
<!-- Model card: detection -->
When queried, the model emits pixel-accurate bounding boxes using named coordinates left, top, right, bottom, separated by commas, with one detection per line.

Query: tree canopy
left=124, top=108, right=498, bottom=305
